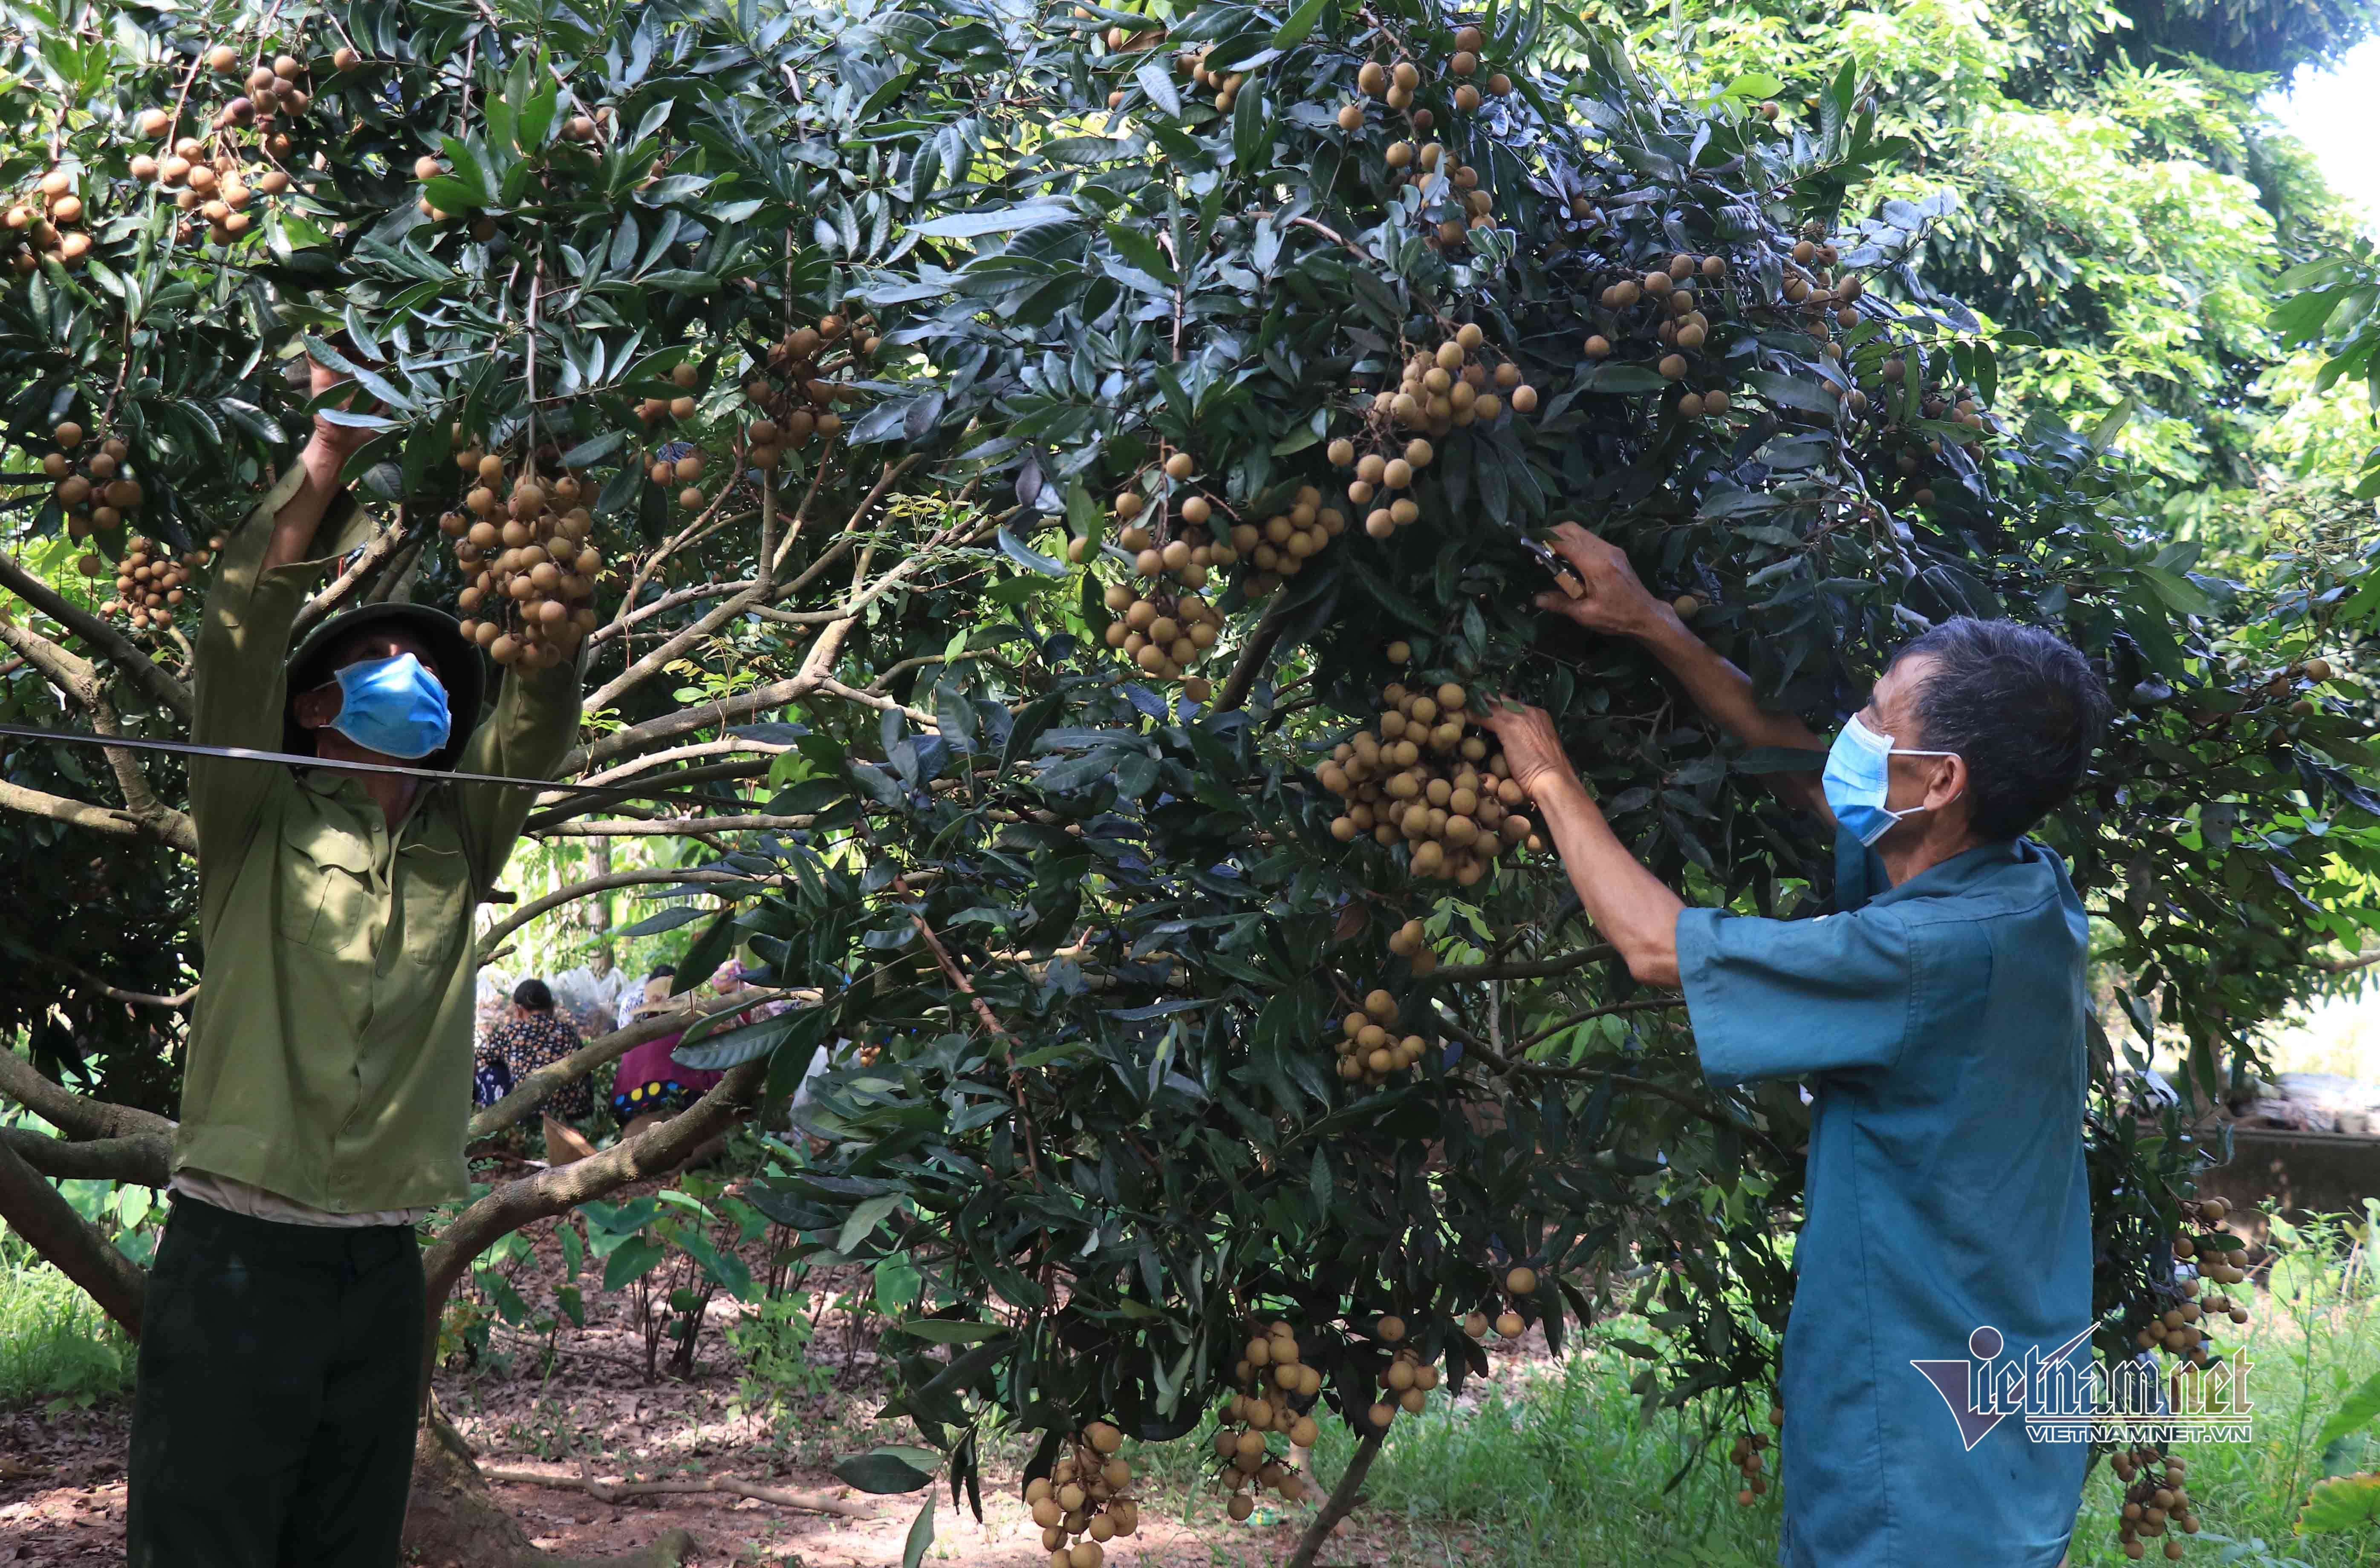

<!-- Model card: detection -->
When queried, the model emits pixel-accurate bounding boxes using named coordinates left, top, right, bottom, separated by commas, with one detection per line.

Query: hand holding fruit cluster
left=1213, top=1322, right=1320, bottom=1521
left=1318, top=666, right=1540, bottom=883
left=1024, top=1422, right=1138, bottom=1568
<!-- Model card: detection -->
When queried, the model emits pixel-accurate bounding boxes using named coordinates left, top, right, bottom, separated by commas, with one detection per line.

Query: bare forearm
left=1531, top=771, right=1685, bottom=986
left=1635, top=611, right=1822, bottom=754
left=260, top=433, right=353, bottom=573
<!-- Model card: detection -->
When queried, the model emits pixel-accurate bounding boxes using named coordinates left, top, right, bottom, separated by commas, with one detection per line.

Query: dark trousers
left=127, top=1194, right=425, bottom=1568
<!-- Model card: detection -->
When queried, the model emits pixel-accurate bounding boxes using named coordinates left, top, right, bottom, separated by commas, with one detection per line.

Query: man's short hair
left=649, top=963, right=676, bottom=979
left=512, top=977, right=555, bottom=1011
left=1887, top=618, right=2112, bottom=843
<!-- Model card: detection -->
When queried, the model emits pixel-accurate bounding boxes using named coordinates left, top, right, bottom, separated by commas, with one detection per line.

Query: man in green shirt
left=127, top=363, right=582, bottom=1567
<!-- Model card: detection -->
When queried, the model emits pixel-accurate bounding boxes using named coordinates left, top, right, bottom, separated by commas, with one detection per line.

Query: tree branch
left=468, top=998, right=767, bottom=1138
left=0, top=1050, right=176, bottom=1144
left=289, top=516, right=410, bottom=641
left=477, top=1465, right=869, bottom=1518
left=475, top=868, right=764, bottom=956
left=0, top=1135, right=146, bottom=1336
left=1216, top=597, right=1292, bottom=712
left=1284, top=1430, right=1383, bottom=1568
left=19, top=946, right=198, bottom=1009
left=0, top=776, right=188, bottom=849
left=531, top=812, right=818, bottom=838
left=0, top=1126, right=173, bottom=1186
left=427, top=1058, right=768, bottom=1346
left=0, top=549, right=192, bottom=720
left=1430, top=943, right=1617, bottom=985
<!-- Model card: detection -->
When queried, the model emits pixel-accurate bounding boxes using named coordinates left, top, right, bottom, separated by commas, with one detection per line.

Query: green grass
left=1127, top=1220, right=2380, bottom=1568
left=0, top=1248, right=133, bottom=1409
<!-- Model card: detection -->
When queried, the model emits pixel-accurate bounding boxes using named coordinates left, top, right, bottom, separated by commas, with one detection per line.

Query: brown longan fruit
left=1164, top=451, right=1193, bottom=479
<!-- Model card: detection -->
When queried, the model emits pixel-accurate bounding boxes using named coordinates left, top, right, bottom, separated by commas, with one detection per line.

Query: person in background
left=609, top=967, right=720, bottom=1140
left=616, top=961, right=675, bottom=1032
left=481, top=978, right=591, bottom=1123
left=552, top=950, right=629, bottom=1038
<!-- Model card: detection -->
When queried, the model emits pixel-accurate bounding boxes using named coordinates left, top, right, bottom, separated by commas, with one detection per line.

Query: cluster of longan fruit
left=1222, top=481, right=1343, bottom=601
left=4, top=168, right=97, bottom=272
left=1024, top=1422, right=1139, bottom=1568
left=39, top=421, right=147, bottom=540
left=2110, top=1445, right=2199, bottom=1560
left=737, top=314, right=878, bottom=447
left=2134, top=1196, right=2247, bottom=1369
left=1344, top=28, right=1510, bottom=247
left=1331, top=986, right=1430, bottom=1088
left=1213, top=1322, right=1320, bottom=1520
left=1728, top=1423, right=1774, bottom=1506
left=1176, top=46, right=1252, bottom=112
left=1586, top=253, right=1741, bottom=419
left=121, top=46, right=312, bottom=249
left=438, top=438, right=603, bottom=667
left=1317, top=667, right=1540, bottom=883
left=91, top=531, right=214, bottom=632
left=1091, top=458, right=1238, bottom=694
left=1329, top=326, right=1537, bottom=539
left=1367, top=1314, right=1443, bottom=1424
left=1385, top=914, right=1439, bottom=975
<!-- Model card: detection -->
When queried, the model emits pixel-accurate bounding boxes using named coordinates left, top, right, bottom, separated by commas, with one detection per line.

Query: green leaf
left=1105, top=223, right=1178, bottom=287
left=908, top=203, right=1074, bottom=239
left=601, top=1237, right=666, bottom=1291
left=1135, top=58, right=1181, bottom=117
left=2134, top=565, right=2212, bottom=617
left=1272, top=0, right=1329, bottom=46
left=834, top=1449, right=936, bottom=1494
left=838, top=1193, right=901, bottom=1254
left=998, top=527, right=1067, bottom=576
left=894, top=1319, right=1007, bottom=1343
left=2318, top=1368, right=2380, bottom=1448
left=902, top=1496, right=936, bottom=1568
left=2302, top=1472, right=2380, bottom=1533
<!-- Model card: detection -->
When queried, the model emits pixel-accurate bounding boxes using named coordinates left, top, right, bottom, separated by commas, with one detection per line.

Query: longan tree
left=0, top=0, right=2373, bottom=1565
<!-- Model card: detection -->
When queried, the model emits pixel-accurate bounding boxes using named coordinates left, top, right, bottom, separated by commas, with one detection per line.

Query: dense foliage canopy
left=2, top=0, right=2378, bottom=1551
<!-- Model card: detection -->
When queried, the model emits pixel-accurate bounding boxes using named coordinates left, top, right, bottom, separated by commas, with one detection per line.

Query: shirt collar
left=1866, top=837, right=2030, bottom=908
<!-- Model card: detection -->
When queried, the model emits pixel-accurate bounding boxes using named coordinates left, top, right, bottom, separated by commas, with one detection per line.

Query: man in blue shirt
left=1480, top=524, right=2112, bottom=1568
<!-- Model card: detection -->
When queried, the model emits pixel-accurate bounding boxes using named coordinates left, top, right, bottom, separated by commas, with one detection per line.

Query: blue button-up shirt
left=1677, top=830, right=2093, bottom=1568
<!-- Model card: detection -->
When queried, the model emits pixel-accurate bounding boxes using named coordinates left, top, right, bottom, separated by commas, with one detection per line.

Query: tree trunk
left=405, top=1402, right=699, bottom=1568
left=1283, top=1430, right=1384, bottom=1568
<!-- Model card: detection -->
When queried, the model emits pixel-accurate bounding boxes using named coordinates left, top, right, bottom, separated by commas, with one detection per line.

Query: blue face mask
left=1822, top=713, right=1960, bottom=847
left=327, top=654, right=451, bottom=760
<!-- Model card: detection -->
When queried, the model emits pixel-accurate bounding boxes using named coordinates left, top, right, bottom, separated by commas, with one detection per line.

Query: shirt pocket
left=276, top=825, right=378, bottom=955
left=399, top=840, right=472, bottom=967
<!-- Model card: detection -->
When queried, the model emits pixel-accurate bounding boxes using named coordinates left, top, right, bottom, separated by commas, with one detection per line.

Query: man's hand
left=1532, top=523, right=1667, bottom=639
left=303, top=355, right=380, bottom=470
left=1474, top=699, right=1580, bottom=801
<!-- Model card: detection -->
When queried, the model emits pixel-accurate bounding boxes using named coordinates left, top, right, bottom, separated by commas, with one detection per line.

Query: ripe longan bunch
left=1327, top=325, right=1538, bottom=541
left=1316, top=670, right=1542, bottom=884
left=1213, top=1321, right=1320, bottom=1520
left=1024, top=1421, right=1139, bottom=1568
left=1095, top=459, right=1239, bottom=697
left=1351, top=26, right=1516, bottom=249
left=121, top=44, right=313, bottom=251
left=4, top=166, right=95, bottom=273
left=1224, top=481, right=1342, bottom=601
left=40, top=421, right=147, bottom=541
left=1492, top=1264, right=1537, bottom=1342
left=1728, top=1428, right=1772, bottom=1506
left=1330, top=986, right=1431, bottom=1087
left=439, top=434, right=603, bottom=668
left=1591, top=251, right=1741, bottom=419
left=95, top=531, right=214, bottom=634
left=1371, top=1314, right=1442, bottom=1418
left=1176, top=46, right=1252, bottom=112
left=726, top=312, right=878, bottom=447
left=2110, top=1444, right=2198, bottom=1561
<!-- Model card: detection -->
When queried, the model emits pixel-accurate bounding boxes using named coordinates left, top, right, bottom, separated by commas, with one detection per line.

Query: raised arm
left=1478, top=701, right=1685, bottom=986
left=188, top=363, right=376, bottom=861
left=1534, top=523, right=1832, bottom=823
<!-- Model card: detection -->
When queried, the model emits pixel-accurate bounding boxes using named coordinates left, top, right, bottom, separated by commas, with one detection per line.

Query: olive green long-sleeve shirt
left=173, top=466, right=582, bottom=1213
